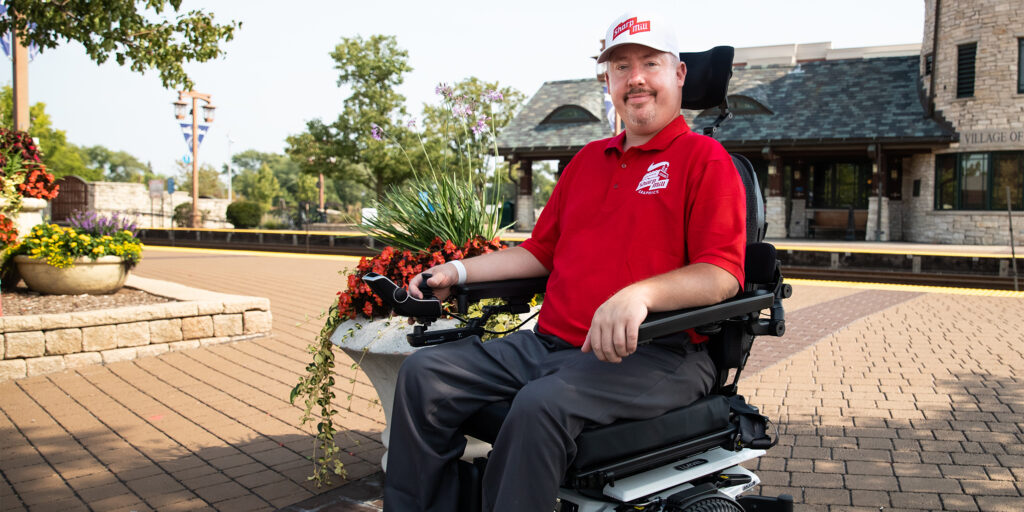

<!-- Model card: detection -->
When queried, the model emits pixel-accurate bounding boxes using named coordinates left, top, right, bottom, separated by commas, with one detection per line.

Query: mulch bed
left=1, top=286, right=173, bottom=316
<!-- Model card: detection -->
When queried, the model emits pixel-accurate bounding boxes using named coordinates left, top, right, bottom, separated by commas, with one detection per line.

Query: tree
left=81, top=145, right=156, bottom=183
left=1, top=1, right=240, bottom=89
left=234, top=164, right=280, bottom=209
left=176, top=161, right=226, bottom=198
left=0, top=86, right=96, bottom=179
left=286, top=35, right=414, bottom=200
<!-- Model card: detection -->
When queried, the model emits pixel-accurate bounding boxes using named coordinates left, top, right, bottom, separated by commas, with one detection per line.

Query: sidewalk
left=2, top=246, right=1022, bottom=511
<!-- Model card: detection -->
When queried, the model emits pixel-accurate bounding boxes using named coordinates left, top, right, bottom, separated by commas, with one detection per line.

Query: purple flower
left=472, top=117, right=490, bottom=135
left=370, top=123, right=383, bottom=141
left=485, top=90, right=503, bottom=101
left=435, top=83, right=453, bottom=98
left=68, top=209, right=138, bottom=237
left=452, top=102, right=473, bottom=119
left=407, top=118, right=417, bottom=129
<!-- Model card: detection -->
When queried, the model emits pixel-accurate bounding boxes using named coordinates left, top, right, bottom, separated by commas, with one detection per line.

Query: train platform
left=1, top=246, right=1023, bottom=511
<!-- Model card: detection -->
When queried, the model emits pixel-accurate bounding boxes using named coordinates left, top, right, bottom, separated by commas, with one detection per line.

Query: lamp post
left=173, top=91, right=216, bottom=228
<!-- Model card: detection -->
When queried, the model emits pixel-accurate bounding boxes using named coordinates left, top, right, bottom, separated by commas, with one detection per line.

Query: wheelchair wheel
left=673, top=496, right=743, bottom=512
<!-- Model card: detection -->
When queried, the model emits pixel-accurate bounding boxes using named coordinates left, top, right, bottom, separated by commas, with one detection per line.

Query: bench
left=807, top=209, right=867, bottom=240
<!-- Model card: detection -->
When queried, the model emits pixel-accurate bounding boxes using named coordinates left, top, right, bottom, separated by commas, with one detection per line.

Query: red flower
left=334, top=237, right=508, bottom=321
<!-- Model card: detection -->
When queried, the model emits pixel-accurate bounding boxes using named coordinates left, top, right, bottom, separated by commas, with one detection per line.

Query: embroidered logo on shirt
left=636, top=161, right=670, bottom=195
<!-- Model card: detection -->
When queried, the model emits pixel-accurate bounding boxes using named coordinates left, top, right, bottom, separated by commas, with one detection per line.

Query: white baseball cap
left=597, top=11, right=679, bottom=63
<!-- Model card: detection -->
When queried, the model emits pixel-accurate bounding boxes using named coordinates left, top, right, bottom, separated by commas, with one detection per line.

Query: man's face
left=605, top=44, right=686, bottom=139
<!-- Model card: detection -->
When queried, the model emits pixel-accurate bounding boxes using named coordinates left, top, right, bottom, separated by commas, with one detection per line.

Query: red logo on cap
left=612, top=17, right=651, bottom=40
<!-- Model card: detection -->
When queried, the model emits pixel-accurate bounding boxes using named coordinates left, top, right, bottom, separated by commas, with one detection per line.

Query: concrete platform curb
left=0, top=274, right=272, bottom=381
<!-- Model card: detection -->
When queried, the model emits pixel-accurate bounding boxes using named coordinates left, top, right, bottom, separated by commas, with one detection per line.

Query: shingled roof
left=496, top=79, right=612, bottom=155
left=497, top=56, right=955, bottom=155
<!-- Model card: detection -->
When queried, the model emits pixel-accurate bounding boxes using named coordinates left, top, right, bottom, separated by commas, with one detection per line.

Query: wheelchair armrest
left=450, top=277, right=548, bottom=315
left=637, top=290, right=774, bottom=344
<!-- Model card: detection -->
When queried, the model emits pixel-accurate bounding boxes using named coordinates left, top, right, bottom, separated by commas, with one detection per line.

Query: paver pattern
left=744, top=290, right=1024, bottom=511
left=1, top=248, right=380, bottom=511
left=2, top=247, right=1022, bottom=512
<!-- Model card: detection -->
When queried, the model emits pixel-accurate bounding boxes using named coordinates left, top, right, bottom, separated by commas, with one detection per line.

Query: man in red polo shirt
left=383, top=10, right=746, bottom=512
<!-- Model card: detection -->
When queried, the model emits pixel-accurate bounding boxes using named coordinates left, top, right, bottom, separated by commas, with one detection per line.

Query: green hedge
left=226, top=201, right=263, bottom=229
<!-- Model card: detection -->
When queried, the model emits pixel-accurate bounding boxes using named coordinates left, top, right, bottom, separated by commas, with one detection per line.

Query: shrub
left=225, top=201, right=263, bottom=229
left=173, top=202, right=208, bottom=227
left=0, top=128, right=58, bottom=200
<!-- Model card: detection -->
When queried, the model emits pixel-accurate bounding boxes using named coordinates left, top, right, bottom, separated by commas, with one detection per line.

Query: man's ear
left=678, top=61, right=687, bottom=87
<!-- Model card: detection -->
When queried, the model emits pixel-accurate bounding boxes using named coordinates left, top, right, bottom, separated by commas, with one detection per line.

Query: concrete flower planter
left=330, top=310, right=539, bottom=471
left=14, top=198, right=47, bottom=239
left=15, top=255, right=129, bottom=295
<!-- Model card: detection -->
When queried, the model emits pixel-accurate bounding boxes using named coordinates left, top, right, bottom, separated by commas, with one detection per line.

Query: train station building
left=497, top=0, right=1024, bottom=245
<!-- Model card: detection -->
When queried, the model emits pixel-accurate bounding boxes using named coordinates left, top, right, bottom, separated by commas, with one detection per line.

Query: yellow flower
left=70, top=242, right=77, bottom=248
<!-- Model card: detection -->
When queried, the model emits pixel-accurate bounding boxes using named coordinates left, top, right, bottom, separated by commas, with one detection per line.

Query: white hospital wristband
left=449, top=260, right=467, bottom=285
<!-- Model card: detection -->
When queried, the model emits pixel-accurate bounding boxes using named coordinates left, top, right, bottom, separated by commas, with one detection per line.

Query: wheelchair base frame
left=555, top=446, right=781, bottom=511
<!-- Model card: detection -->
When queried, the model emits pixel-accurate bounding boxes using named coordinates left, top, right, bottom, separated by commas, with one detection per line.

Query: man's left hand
left=581, top=285, right=651, bottom=363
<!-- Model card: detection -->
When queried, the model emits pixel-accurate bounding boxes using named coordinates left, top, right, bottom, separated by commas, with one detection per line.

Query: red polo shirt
left=520, top=116, right=746, bottom=346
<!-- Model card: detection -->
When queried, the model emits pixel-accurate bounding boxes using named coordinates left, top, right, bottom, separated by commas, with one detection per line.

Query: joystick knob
left=418, top=273, right=435, bottom=300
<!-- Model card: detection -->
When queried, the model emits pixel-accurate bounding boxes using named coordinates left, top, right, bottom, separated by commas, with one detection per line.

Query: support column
left=516, top=159, right=535, bottom=231
left=763, top=151, right=787, bottom=239
left=12, top=28, right=29, bottom=131
left=866, top=145, right=889, bottom=241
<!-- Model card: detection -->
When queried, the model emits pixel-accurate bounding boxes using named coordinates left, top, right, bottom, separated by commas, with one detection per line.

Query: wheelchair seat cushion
left=461, top=394, right=731, bottom=471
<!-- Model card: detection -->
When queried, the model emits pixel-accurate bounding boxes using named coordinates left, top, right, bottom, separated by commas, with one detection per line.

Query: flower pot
left=14, top=255, right=129, bottom=295
left=15, top=198, right=47, bottom=239
left=330, top=310, right=539, bottom=471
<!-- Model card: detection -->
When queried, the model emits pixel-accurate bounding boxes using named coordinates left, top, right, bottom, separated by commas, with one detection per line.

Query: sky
left=0, top=0, right=926, bottom=181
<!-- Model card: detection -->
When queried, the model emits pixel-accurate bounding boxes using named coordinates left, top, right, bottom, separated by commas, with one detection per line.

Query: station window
left=957, top=42, right=977, bottom=99
left=924, top=53, right=933, bottom=76
left=809, top=160, right=872, bottom=209
left=935, top=152, right=1024, bottom=210
left=1018, top=38, right=1024, bottom=94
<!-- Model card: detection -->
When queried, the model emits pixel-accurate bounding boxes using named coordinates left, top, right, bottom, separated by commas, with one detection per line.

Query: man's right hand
left=408, top=263, right=460, bottom=300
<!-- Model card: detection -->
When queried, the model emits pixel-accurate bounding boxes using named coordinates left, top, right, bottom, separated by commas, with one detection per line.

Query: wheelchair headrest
left=679, top=46, right=734, bottom=110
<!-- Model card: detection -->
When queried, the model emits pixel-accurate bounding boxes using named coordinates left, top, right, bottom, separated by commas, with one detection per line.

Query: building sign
left=960, top=130, right=1024, bottom=148
left=148, top=179, right=165, bottom=198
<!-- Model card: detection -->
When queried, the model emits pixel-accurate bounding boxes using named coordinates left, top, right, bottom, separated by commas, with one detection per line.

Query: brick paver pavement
left=2, top=246, right=1023, bottom=511
left=1, top=248, right=380, bottom=512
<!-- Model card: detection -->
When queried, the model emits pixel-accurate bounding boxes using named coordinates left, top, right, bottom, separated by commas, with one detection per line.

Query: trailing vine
left=290, top=298, right=352, bottom=486
left=290, top=237, right=535, bottom=487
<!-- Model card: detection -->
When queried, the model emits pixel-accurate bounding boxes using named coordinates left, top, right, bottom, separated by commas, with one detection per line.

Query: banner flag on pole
left=0, top=6, right=40, bottom=61
left=180, top=123, right=211, bottom=153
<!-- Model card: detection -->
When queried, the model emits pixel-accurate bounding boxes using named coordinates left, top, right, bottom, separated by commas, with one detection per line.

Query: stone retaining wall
left=0, top=276, right=272, bottom=381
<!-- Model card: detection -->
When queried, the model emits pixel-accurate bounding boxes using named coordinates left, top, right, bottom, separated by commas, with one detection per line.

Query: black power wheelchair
left=364, top=46, right=794, bottom=512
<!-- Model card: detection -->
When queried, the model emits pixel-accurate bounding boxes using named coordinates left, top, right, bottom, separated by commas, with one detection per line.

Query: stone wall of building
left=88, top=182, right=232, bottom=228
left=923, top=0, right=1024, bottom=148
left=903, top=153, right=1024, bottom=244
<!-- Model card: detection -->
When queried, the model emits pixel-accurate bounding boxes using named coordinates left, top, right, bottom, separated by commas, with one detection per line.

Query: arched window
left=540, top=105, right=600, bottom=124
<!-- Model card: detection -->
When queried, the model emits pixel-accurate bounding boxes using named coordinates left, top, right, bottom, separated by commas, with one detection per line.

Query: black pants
left=383, top=330, right=716, bottom=511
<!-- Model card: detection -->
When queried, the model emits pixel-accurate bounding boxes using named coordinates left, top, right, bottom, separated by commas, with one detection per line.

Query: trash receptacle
left=501, top=200, right=515, bottom=227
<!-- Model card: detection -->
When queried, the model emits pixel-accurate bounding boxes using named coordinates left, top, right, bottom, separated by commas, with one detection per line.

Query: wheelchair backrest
left=680, top=46, right=780, bottom=395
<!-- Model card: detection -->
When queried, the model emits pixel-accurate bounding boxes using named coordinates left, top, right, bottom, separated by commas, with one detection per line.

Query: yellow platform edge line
left=773, top=244, right=1020, bottom=259
left=143, top=245, right=363, bottom=262
left=787, top=278, right=1024, bottom=297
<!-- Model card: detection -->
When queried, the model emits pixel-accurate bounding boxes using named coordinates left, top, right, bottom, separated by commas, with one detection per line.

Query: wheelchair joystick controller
left=361, top=272, right=442, bottom=322
left=418, top=273, right=436, bottom=300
